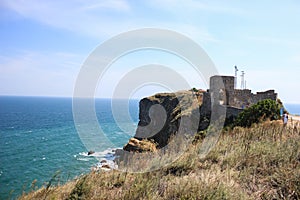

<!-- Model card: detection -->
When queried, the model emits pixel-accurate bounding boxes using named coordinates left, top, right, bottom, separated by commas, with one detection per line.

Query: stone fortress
left=199, top=75, right=278, bottom=120
left=207, top=75, right=277, bottom=109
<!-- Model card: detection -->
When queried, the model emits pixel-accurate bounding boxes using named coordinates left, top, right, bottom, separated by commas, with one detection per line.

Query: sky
left=0, top=0, right=300, bottom=103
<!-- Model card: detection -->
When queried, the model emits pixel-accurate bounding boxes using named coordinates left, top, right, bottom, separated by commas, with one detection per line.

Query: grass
left=19, top=120, right=300, bottom=200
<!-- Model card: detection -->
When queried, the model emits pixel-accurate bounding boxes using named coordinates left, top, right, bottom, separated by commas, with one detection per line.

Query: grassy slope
left=19, top=121, right=300, bottom=200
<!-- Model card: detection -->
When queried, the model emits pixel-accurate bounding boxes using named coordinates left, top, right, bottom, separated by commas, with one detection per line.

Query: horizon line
left=0, top=94, right=299, bottom=105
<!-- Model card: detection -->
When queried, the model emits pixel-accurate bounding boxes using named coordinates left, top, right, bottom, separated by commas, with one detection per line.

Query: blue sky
left=0, top=0, right=300, bottom=103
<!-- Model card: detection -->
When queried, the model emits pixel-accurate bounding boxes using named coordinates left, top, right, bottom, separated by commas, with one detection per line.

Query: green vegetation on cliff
left=234, top=99, right=281, bottom=127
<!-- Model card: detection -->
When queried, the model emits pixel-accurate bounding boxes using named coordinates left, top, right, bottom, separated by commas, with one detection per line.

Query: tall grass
left=19, top=121, right=300, bottom=200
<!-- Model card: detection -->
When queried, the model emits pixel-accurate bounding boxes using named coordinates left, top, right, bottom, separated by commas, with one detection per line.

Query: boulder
left=101, top=164, right=110, bottom=169
left=123, top=138, right=157, bottom=152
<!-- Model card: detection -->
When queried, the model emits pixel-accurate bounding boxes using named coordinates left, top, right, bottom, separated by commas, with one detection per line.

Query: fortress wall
left=209, top=76, right=278, bottom=109
left=233, top=89, right=252, bottom=108
left=252, top=90, right=277, bottom=104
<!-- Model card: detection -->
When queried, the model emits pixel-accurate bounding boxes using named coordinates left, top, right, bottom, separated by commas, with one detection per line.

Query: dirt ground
left=289, top=114, right=300, bottom=128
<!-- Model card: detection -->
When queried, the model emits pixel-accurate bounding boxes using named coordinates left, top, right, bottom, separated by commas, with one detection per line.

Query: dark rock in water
left=101, top=164, right=110, bottom=169
left=88, top=150, right=95, bottom=155
left=100, top=160, right=107, bottom=163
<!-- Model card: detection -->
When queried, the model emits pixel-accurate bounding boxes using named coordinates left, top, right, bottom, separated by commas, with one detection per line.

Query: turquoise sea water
left=0, top=96, right=299, bottom=199
left=284, top=103, right=300, bottom=115
left=0, top=96, right=139, bottom=199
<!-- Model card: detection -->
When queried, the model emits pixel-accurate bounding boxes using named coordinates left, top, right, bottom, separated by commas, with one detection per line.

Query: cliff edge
left=122, top=75, right=278, bottom=153
left=122, top=90, right=207, bottom=152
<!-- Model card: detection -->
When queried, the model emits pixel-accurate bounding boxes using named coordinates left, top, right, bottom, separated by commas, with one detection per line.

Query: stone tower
left=210, top=76, right=235, bottom=106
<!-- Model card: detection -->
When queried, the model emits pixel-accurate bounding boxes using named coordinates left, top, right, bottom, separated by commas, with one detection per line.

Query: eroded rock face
left=135, top=93, right=180, bottom=148
left=123, top=91, right=203, bottom=151
left=120, top=76, right=277, bottom=153
left=123, top=138, right=157, bottom=152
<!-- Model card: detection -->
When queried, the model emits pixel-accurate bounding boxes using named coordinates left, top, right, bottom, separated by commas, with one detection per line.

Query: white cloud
left=81, top=0, right=130, bottom=11
left=2, top=0, right=299, bottom=103
left=1, top=0, right=133, bottom=38
left=145, top=0, right=247, bottom=16
left=151, top=23, right=219, bottom=44
left=246, top=36, right=300, bottom=48
left=0, top=50, right=83, bottom=96
left=1, top=0, right=220, bottom=43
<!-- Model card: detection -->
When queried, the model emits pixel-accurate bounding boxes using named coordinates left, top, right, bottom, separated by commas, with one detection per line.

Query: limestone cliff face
left=123, top=91, right=203, bottom=151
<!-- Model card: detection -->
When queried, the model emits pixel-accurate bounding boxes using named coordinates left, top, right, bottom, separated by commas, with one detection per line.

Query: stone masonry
left=209, top=75, right=277, bottom=109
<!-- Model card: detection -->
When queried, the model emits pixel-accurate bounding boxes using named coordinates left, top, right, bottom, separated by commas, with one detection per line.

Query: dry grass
left=19, top=121, right=300, bottom=200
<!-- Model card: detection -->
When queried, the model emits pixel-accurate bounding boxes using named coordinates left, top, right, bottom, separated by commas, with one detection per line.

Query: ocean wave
left=93, top=159, right=118, bottom=171
left=25, top=130, right=33, bottom=133
left=78, top=148, right=118, bottom=159
left=78, top=152, right=88, bottom=157
left=76, top=148, right=122, bottom=170
left=77, top=158, right=91, bottom=162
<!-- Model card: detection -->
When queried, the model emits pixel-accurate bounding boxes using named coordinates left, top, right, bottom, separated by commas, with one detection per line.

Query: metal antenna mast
left=241, top=71, right=245, bottom=89
left=234, top=66, right=238, bottom=89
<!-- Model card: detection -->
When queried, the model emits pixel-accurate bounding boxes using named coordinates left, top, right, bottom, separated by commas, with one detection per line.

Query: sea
left=0, top=96, right=299, bottom=199
left=0, top=96, right=139, bottom=200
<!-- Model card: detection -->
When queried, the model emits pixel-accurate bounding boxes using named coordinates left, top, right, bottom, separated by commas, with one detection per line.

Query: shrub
left=67, top=175, right=90, bottom=200
left=235, top=99, right=280, bottom=127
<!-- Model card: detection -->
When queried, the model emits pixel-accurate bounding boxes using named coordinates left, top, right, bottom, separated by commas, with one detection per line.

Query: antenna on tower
left=241, top=71, right=245, bottom=89
left=234, top=66, right=238, bottom=89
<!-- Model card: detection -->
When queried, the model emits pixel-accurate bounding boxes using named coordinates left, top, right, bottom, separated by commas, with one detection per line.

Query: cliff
left=122, top=90, right=209, bottom=152
left=121, top=75, right=279, bottom=153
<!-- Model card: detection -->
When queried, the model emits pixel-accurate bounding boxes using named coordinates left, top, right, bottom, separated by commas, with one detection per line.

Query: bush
left=67, top=175, right=90, bottom=200
left=235, top=99, right=280, bottom=127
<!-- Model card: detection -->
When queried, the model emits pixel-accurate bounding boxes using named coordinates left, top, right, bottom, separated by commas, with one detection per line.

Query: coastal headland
left=19, top=75, right=300, bottom=200
left=118, top=75, right=279, bottom=154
